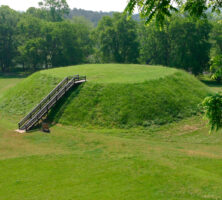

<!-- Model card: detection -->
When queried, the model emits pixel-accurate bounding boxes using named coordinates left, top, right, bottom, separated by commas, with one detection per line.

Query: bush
left=210, top=55, right=222, bottom=82
left=202, top=93, right=222, bottom=132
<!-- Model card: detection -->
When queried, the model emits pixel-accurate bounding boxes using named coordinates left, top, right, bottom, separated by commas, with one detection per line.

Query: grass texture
left=0, top=64, right=211, bottom=127
left=0, top=72, right=222, bottom=200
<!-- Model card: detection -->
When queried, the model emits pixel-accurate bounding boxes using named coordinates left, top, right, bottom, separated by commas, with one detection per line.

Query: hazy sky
left=0, top=0, right=128, bottom=12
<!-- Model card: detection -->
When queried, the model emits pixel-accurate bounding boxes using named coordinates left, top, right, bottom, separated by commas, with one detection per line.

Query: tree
left=209, top=20, right=222, bottom=82
left=49, top=21, right=89, bottom=66
left=138, top=21, right=169, bottom=65
left=139, top=16, right=211, bottom=75
left=202, top=93, right=222, bottom=132
left=38, top=0, right=70, bottom=22
left=18, top=38, right=45, bottom=69
left=17, top=16, right=44, bottom=69
left=26, top=7, right=49, bottom=21
left=210, top=20, right=222, bottom=56
left=210, top=55, right=222, bottom=82
left=70, top=16, right=94, bottom=63
left=125, top=0, right=222, bottom=26
left=168, top=17, right=211, bottom=75
left=0, top=6, right=20, bottom=72
left=96, top=13, right=139, bottom=63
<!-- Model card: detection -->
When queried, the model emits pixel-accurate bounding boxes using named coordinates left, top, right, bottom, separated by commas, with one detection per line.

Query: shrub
left=202, top=93, right=222, bottom=132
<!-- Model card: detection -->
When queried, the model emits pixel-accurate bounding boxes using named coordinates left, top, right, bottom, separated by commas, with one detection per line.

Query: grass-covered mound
left=0, top=64, right=211, bottom=127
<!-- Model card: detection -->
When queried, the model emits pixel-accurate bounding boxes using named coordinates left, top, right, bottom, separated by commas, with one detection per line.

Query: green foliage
left=210, top=55, right=222, bottom=82
left=26, top=7, right=49, bottom=20
left=138, top=22, right=169, bottom=65
left=168, top=17, right=211, bottom=75
left=139, top=16, right=211, bottom=75
left=70, top=16, right=94, bottom=63
left=16, top=15, right=93, bottom=69
left=202, top=93, right=222, bottom=132
left=125, top=0, right=222, bottom=26
left=210, top=20, right=222, bottom=55
left=0, top=6, right=20, bottom=72
left=0, top=4, right=220, bottom=74
left=49, top=21, right=87, bottom=66
left=96, top=13, right=139, bottom=63
left=18, top=38, right=45, bottom=69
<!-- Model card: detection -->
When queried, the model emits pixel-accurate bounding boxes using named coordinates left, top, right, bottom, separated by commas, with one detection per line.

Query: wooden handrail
left=18, top=77, right=70, bottom=128
left=18, top=75, right=86, bottom=131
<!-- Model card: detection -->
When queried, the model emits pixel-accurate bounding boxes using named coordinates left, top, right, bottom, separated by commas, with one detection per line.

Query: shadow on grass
left=48, top=83, right=84, bottom=128
left=0, top=72, right=32, bottom=79
left=27, top=83, right=85, bottom=132
left=201, top=79, right=222, bottom=88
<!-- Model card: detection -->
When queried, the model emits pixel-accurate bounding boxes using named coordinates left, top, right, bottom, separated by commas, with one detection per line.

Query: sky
left=0, top=0, right=128, bottom=12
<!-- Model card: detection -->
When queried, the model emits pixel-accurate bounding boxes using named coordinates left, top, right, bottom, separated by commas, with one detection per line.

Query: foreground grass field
left=0, top=65, right=222, bottom=199
left=1, top=113, right=222, bottom=199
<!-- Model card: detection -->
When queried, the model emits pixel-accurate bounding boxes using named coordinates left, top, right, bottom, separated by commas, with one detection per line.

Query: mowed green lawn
left=1, top=74, right=222, bottom=199
left=0, top=75, right=24, bottom=98
left=42, top=64, right=177, bottom=83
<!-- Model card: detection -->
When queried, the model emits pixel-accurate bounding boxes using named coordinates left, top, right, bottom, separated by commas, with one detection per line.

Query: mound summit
left=0, top=64, right=211, bottom=128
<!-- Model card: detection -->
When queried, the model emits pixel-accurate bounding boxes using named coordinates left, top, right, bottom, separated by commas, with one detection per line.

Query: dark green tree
left=71, top=16, right=94, bottom=63
left=96, top=13, right=139, bottom=63
left=18, top=38, right=45, bottom=69
left=17, top=16, right=44, bottom=69
left=139, top=16, right=211, bottom=75
left=202, top=93, right=222, bottom=132
left=0, top=6, right=20, bottom=72
left=26, top=7, right=49, bottom=21
left=138, top=22, right=169, bottom=65
left=210, top=20, right=222, bottom=82
left=49, top=21, right=89, bottom=66
left=168, top=17, right=211, bottom=75
left=210, top=20, right=222, bottom=57
left=210, top=55, right=222, bottom=82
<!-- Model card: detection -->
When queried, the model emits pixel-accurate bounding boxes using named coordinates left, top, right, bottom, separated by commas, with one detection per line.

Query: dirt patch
left=180, top=149, right=222, bottom=159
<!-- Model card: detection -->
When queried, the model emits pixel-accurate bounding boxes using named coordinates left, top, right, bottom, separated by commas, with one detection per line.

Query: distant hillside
left=67, top=8, right=140, bottom=26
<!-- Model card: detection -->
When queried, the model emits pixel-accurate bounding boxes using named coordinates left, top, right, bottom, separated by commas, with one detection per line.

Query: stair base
left=15, top=129, right=26, bottom=133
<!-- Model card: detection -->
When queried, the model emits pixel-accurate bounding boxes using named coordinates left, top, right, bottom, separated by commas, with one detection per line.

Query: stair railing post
left=18, top=75, right=86, bottom=131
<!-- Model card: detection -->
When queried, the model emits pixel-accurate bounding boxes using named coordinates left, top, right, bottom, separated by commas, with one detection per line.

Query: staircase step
left=18, top=75, right=86, bottom=131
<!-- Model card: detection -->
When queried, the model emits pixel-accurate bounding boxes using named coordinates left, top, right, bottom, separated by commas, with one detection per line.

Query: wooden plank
left=19, top=75, right=86, bottom=131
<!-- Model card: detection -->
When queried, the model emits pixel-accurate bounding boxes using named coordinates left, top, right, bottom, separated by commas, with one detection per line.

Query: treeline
left=0, top=3, right=221, bottom=75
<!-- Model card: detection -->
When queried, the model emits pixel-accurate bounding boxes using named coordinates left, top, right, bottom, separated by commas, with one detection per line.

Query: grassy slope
left=0, top=74, right=222, bottom=199
left=0, top=73, right=61, bottom=115
left=0, top=64, right=211, bottom=127
left=0, top=76, right=24, bottom=98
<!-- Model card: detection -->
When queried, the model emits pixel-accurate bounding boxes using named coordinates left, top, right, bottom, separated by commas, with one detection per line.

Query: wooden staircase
left=18, top=75, right=86, bottom=131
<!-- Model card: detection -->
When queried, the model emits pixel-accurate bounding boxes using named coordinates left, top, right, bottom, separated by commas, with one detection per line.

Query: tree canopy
left=95, top=13, right=139, bottom=63
left=38, top=0, right=70, bottom=21
left=125, top=0, right=222, bottom=25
